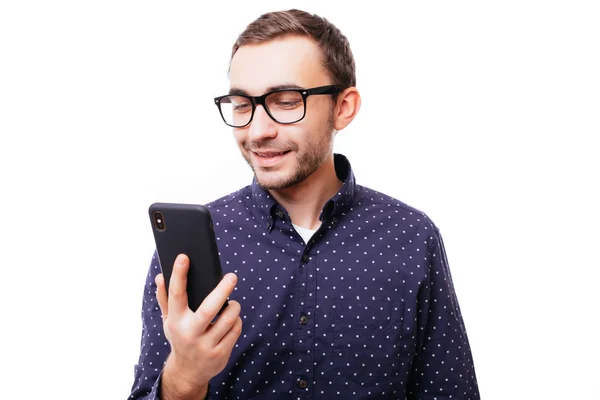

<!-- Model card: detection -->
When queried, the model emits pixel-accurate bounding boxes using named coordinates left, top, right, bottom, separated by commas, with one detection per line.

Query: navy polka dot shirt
left=129, top=154, right=480, bottom=399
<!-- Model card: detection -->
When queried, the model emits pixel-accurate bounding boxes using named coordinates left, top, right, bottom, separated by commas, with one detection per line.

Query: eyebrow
left=228, top=84, right=304, bottom=96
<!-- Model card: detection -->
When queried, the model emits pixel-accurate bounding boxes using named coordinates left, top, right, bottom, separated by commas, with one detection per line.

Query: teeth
left=258, top=152, right=284, bottom=157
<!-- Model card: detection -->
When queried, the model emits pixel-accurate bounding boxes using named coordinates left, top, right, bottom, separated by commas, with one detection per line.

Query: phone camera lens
left=154, top=212, right=165, bottom=230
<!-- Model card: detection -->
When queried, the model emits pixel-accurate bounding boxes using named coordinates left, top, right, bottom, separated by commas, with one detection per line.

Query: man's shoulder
left=357, top=184, right=425, bottom=215
left=356, top=184, right=438, bottom=229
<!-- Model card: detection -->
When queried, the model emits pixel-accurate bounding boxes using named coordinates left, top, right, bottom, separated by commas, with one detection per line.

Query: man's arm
left=129, top=252, right=241, bottom=400
left=128, top=252, right=170, bottom=400
left=407, top=227, right=480, bottom=399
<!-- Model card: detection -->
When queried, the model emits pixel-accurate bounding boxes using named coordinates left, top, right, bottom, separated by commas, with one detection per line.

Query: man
left=130, top=9, right=479, bottom=400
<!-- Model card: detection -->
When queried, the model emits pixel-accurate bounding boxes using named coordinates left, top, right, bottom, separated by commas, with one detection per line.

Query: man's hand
left=155, top=254, right=242, bottom=400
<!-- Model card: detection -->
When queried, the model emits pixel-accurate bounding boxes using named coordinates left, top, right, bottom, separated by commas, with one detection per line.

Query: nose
left=247, top=105, right=277, bottom=141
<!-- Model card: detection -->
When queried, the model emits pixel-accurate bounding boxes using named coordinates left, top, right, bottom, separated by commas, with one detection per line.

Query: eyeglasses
left=214, top=85, right=343, bottom=128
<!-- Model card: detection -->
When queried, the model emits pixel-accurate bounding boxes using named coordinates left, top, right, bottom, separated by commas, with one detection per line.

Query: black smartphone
left=149, top=202, right=227, bottom=313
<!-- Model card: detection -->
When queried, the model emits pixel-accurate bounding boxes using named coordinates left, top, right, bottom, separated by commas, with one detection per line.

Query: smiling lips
left=252, top=150, right=291, bottom=167
left=255, top=151, right=288, bottom=157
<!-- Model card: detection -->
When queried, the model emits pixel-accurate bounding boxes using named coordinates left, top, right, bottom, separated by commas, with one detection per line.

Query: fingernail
left=176, top=254, right=186, bottom=266
left=226, top=273, right=237, bottom=284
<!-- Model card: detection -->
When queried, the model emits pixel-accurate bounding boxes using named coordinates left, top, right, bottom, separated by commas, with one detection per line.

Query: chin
left=254, top=171, right=294, bottom=190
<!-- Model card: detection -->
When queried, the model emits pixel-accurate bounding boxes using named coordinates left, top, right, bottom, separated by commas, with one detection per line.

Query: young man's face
left=229, top=36, right=337, bottom=190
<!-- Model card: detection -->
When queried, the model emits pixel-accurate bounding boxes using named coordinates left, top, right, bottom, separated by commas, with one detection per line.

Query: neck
left=268, top=153, right=342, bottom=230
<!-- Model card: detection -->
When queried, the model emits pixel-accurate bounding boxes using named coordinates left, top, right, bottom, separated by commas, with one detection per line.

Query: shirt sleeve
left=407, top=226, right=480, bottom=399
left=128, top=251, right=171, bottom=400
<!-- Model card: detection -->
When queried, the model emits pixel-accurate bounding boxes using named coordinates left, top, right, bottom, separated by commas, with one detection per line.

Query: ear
left=333, top=87, right=361, bottom=131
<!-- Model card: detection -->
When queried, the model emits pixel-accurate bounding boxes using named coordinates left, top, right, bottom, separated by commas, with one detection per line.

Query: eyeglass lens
left=219, top=91, right=305, bottom=127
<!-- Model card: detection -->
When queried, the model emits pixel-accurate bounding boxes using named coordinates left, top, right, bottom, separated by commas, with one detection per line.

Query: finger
left=206, top=300, right=241, bottom=344
left=216, top=316, right=243, bottom=352
left=155, top=273, right=168, bottom=318
left=193, top=273, right=238, bottom=331
left=167, top=254, right=190, bottom=317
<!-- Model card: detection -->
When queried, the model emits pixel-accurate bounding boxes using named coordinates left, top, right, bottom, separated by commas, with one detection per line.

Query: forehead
left=229, top=36, right=330, bottom=95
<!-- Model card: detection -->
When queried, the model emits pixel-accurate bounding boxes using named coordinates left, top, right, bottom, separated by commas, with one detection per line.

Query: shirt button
left=332, top=216, right=338, bottom=223
left=299, top=315, right=309, bottom=325
left=302, top=254, right=309, bottom=263
left=276, top=210, right=284, bottom=218
left=298, top=379, right=308, bottom=389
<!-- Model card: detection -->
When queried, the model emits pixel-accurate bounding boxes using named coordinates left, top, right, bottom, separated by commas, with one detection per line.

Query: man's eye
left=234, top=103, right=251, bottom=112
left=276, top=101, right=301, bottom=108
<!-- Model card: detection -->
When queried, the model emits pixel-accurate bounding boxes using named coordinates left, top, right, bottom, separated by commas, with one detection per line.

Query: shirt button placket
left=294, top=249, right=314, bottom=398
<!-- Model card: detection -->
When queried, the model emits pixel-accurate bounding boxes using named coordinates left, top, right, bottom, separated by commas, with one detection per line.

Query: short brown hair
left=231, top=9, right=356, bottom=88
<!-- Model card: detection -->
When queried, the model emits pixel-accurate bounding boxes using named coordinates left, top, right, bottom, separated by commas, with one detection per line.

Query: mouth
left=254, top=150, right=291, bottom=158
left=251, top=150, right=292, bottom=167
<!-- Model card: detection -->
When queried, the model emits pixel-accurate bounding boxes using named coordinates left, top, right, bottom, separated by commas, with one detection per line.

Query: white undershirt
left=292, top=223, right=318, bottom=244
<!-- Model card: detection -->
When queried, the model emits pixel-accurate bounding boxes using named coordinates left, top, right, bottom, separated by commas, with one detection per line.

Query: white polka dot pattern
left=129, top=154, right=479, bottom=399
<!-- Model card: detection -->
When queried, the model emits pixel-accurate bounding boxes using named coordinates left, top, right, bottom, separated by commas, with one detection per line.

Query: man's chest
left=215, top=220, right=428, bottom=344
left=211, top=221, right=426, bottom=397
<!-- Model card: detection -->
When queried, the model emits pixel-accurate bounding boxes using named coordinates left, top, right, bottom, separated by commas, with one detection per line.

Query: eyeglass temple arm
left=305, top=85, right=343, bottom=95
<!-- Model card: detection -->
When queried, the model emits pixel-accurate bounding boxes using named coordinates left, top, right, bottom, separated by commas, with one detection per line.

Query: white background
left=1, top=1, right=599, bottom=399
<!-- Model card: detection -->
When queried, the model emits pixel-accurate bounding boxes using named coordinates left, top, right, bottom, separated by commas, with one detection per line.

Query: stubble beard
left=242, top=112, right=335, bottom=191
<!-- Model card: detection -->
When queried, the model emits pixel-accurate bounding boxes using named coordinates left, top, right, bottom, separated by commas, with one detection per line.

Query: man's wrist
left=161, top=357, right=210, bottom=400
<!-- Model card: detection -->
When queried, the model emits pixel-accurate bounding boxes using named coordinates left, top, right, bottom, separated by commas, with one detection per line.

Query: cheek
left=233, top=129, right=247, bottom=146
left=300, top=120, right=325, bottom=143
left=304, top=102, right=333, bottom=133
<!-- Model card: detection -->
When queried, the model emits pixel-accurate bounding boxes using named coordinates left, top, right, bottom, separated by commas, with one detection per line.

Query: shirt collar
left=250, top=153, right=357, bottom=231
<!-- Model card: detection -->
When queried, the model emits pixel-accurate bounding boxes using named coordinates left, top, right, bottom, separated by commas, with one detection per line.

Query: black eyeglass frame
left=214, top=84, right=343, bottom=128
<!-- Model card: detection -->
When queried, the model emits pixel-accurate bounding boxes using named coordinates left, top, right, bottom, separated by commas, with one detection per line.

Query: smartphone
left=149, top=202, right=227, bottom=313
